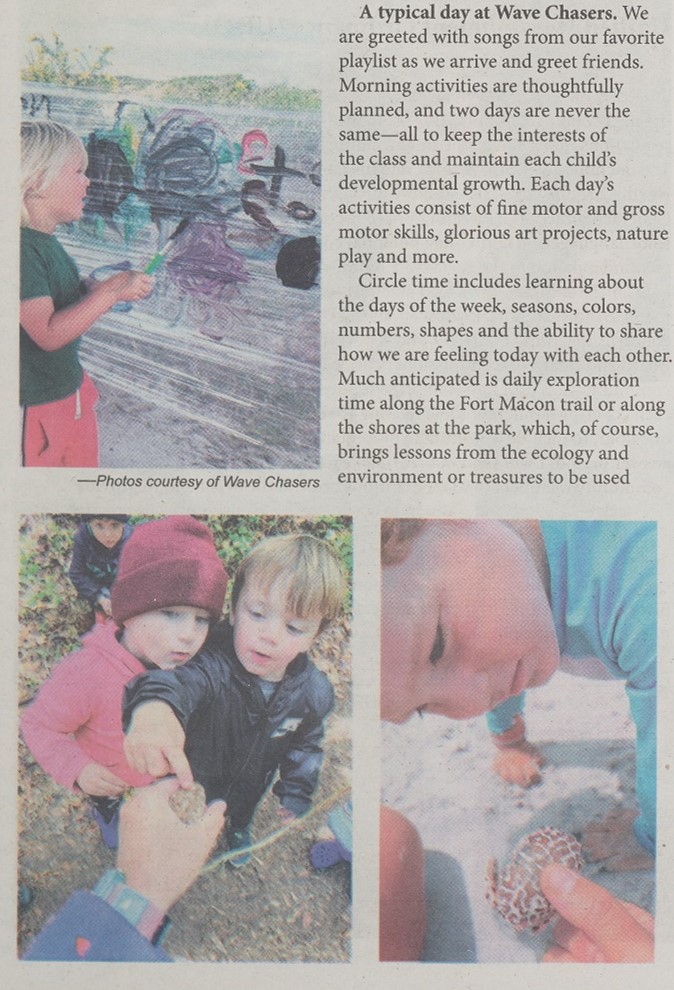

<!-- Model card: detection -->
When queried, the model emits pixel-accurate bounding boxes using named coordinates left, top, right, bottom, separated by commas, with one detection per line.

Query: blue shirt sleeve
left=542, top=521, right=656, bottom=852
left=22, top=891, right=171, bottom=961
left=485, top=522, right=656, bottom=854
left=486, top=693, right=524, bottom=735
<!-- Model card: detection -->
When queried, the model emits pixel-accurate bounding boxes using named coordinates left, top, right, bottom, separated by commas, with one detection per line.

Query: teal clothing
left=20, top=227, right=84, bottom=406
left=487, top=521, right=656, bottom=854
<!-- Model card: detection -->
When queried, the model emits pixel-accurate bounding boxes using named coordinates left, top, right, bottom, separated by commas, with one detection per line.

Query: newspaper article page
left=2, top=0, right=672, bottom=986
left=331, top=2, right=669, bottom=495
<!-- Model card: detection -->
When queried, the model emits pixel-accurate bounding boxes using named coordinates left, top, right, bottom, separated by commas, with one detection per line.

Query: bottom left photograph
left=18, top=513, right=352, bottom=962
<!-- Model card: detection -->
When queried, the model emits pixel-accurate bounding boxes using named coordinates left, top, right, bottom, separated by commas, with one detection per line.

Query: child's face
left=231, top=576, right=322, bottom=682
left=121, top=606, right=210, bottom=670
left=381, top=521, right=560, bottom=723
left=30, top=153, right=89, bottom=229
left=90, top=518, right=125, bottom=549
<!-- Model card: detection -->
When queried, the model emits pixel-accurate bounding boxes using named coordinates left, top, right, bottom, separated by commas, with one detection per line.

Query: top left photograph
left=19, top=0, right=322, bottom=469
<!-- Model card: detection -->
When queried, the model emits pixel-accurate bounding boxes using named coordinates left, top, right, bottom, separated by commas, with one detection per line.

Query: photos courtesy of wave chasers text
left=18, top=514, right=352, bottom=962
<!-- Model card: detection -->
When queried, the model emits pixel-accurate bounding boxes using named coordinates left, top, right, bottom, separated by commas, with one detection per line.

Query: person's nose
left=259, top=616, right=281, bottom=645
left=177, top=617, right=199, bottom=644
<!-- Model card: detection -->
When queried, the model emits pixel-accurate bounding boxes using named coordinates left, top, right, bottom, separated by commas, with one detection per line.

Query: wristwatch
left=93, top=868, right=170, bottom=944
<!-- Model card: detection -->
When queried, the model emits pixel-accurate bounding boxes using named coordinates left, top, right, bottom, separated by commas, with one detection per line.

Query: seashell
left=169, top=782, right=207, bottom=825
left=486, top=827, right=583, bottom=933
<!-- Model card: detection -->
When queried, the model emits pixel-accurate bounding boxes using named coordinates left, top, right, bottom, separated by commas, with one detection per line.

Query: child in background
left=69, top=515, right=133, bottom=623
left=123, top=533, right=346, bottom=866
left=22, top=516, right=228, bottom=847
left=20, top=121, right=154, bottom=467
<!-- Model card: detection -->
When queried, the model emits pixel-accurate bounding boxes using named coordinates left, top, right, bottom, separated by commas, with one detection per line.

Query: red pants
left=22, top=373, right=99, bottom=468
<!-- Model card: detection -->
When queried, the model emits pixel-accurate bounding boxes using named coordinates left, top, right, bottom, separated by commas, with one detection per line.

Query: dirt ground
left=382, top=668, right=655, bottom=963
left=95, top=382, right=263, bottom=470
left=18, top=571, right=351, bottom=962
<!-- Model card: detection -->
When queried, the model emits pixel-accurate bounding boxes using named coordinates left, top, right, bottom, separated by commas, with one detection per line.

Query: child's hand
left=278, top=806, right=297, bottom=826
left=77, top=762, right=127, bottom=797
left=118, top=778, right=226, bottom=914
left=124, top=701, right=193, bottom=788
left=96, top=270, right=154, bottom=305
left=490, top=714, right=544, bottom=788
left=541, top=863, right=654, bottom=962
left=97, top=595, right=113, bottom=617
left=492, top=742, right=544, bottom=788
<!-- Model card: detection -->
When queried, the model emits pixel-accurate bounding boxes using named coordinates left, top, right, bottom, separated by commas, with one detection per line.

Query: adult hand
left=124, top=701, right=193, bottom=788
left=77, top=762, right=127, bottom=797
left=118, top=778, right=226, bottom=914
left=540, top=863, right=654, bottom=962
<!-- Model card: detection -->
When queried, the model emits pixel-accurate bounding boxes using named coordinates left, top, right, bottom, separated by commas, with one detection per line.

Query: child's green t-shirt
left=20, top=227, right=84, bottom=406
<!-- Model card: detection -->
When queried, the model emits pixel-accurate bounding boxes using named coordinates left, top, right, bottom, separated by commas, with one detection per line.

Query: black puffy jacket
left=123, top=622, right=334, bottom=827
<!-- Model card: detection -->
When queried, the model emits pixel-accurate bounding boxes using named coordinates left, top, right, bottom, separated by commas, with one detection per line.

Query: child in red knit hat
left=21, top=516, right=228, bottom=848
left=123, top=533, right=346, bottom=867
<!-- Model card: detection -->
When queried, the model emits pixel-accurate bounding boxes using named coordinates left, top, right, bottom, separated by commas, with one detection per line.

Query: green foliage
left=158, top=75, right=320, bottom=111
left=19, top=515, right=88, bottom=700
left=250, top=84, right=320, bottom=112
left=22, top=33, right=320, bottom=109
left=162, top=74, right=255, bottom=105
left=22, top=33, right=117, bottom=91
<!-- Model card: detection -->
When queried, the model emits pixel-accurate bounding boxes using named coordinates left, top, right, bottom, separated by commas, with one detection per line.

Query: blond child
left=20, top=121, right=153, bottom=466
left=123, top=533, right=346, bottom=865
left=21, top=516, right=228, bottom=847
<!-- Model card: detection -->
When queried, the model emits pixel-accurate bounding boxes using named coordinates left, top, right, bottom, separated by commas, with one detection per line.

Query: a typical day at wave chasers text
left=332, top=2, right=670, bottom=488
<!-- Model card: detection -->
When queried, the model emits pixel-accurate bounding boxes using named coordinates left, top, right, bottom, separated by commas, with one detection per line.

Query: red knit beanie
left=111, top=516, right=228, bottom=624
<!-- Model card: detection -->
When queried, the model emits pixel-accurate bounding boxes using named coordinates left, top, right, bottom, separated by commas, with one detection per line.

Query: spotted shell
left=486, top=827, right=583, bottom=933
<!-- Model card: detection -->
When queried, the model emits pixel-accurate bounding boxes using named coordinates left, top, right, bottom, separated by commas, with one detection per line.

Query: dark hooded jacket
left=123, top=622, right=334, bottom=826
left=69, top=521, right=133, bottom=604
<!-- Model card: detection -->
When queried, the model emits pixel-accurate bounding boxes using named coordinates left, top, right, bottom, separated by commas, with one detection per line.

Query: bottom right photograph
left=379, top=519, right=655, bottom=964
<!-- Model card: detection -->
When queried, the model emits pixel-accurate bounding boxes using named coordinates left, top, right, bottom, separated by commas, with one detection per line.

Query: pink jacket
left=21, top=622, right=155, bottom=791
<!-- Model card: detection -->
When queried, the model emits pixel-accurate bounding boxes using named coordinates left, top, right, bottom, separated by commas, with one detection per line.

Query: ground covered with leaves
left=18, top=514, right=351, bottom=961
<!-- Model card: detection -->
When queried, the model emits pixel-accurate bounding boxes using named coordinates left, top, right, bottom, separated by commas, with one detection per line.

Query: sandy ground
left=381, top=669, right=655, bottom=963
